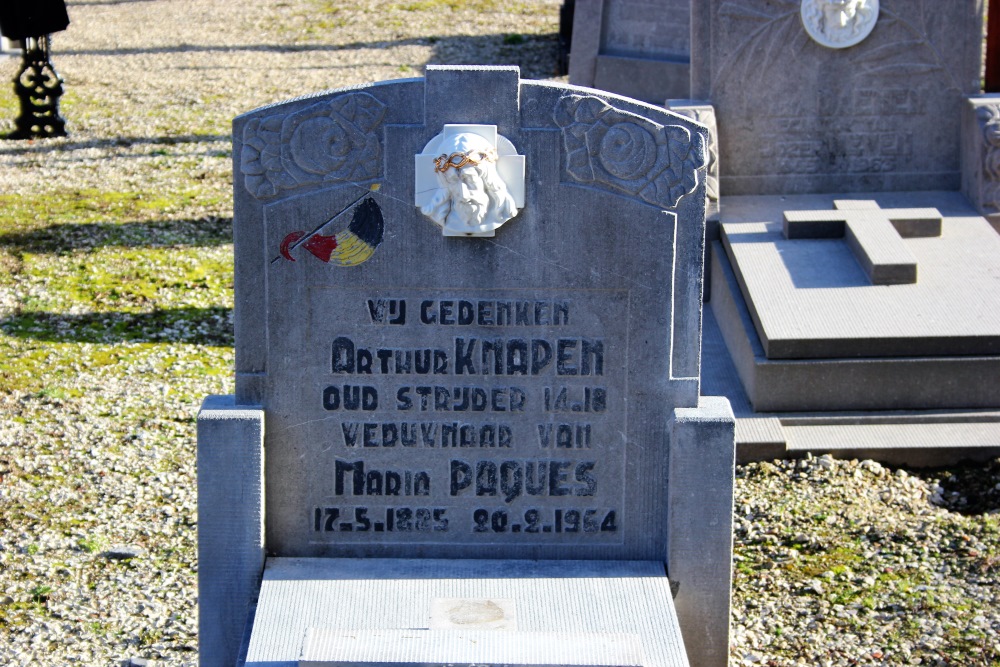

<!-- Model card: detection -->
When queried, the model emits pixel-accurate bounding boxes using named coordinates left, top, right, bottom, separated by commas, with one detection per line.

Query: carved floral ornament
left=979, top=104, right=1000, bottom=215
left=240, top=93, right=387, bottom=199
left=553, top=95, right=706, bottom=210
left=800, top=0, right=879, bottom=49
left=415, top=125, right=525, bottom=237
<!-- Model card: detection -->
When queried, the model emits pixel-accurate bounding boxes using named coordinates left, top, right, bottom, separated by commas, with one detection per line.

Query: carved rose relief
left=240, top=92, right=387, bottom=199
left=800, top=0, right=879, bottom=49
left=553, top=95, right=706, bottom=210
left=671, top=105, right=719, bottom=203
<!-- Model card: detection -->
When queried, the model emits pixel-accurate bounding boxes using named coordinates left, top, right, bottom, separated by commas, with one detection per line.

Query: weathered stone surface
left=299, top=628, right=647, bottom=667
left=569, top=0, right=690, bottom=104
left=720, top=191, right=1000, bottom=360
left=245, top=558, right=687, bottom=667
left=196, top=396, right=265, bottom=667
left=666, top=100, right=719, bottom=223
left=691, top=0, right=983, bottom=195
left=707, top=191, right=1000, bottom=414
left=782, top=200, right=942, bottom=285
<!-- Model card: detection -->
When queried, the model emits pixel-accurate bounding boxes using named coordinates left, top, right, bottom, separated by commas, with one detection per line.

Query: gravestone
left=569, top=0, right=691, bottom=104
left=691, top=0, right=983, bottom=195
left=683, top=1, right=1000, bottom=465
left=198, top=66, right=736, bottom=667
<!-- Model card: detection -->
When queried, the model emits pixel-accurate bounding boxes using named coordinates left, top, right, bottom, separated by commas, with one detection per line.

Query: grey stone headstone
left=231, top=66, right=709, bottom=561
left=202, top=66, right=736, bottom=667
left=691, top=0, right=983, bottom=195
left=569, top=0, right=691, bottom=104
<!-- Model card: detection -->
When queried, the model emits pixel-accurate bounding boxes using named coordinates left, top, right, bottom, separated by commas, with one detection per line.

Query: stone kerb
left=201, top=66, right=734, bottom=667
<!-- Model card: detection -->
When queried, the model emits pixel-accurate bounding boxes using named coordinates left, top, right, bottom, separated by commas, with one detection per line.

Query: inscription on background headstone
left=602, top=0, right=690, bottom=60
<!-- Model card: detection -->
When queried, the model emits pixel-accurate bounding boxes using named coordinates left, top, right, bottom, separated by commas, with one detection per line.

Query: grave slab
left=711, top=222, right=1000, bottom=412
left=300, top=628, right=644, bottom=667
left=700, top=304, right=1000, bottom=465
left=720, top=191, right=1000, bottom=361
left=245, top=558, right=687, bottom=667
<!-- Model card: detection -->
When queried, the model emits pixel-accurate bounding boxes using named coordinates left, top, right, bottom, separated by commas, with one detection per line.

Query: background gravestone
left=199, top=66, right=735, bottom=667
left=691, top=0, right=983, bottom=195
left=684, top=1, right=1000, bottom=465
left=569, top=0, right=691, bottom=104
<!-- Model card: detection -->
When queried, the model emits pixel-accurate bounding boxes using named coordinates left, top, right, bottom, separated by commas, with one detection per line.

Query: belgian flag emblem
left=280, top=196, right=384, bottom=266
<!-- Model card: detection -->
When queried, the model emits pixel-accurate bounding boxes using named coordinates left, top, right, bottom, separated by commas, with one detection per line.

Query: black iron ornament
left=8, top=35, right=67, bottom=139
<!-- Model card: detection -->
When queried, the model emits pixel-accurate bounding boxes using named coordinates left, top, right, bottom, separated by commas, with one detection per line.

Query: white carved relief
left=800, top=0, right=879, bottom=49
left=415, top=125, right=525, bottom=237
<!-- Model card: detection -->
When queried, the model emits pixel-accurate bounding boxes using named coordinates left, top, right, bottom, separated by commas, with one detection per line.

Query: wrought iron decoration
left=9, top=35, right=67, bottom=139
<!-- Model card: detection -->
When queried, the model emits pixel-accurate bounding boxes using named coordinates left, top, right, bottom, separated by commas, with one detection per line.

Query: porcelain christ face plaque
left=415, top=125, right=525, bottom=237
left=800, top=0, right=878, bottom=49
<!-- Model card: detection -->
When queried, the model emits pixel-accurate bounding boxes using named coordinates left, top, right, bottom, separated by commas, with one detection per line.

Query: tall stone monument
left=678, top=1, right=1000, bottom=464
left=198, top=67, right=735, bottom=667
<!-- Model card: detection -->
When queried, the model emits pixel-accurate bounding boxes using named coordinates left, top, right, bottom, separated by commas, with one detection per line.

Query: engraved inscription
left=603, top=0, right=690, bottom=59
left=755, top=88, right=922, bottom=175
left=301, top=288, right=629, bottom=545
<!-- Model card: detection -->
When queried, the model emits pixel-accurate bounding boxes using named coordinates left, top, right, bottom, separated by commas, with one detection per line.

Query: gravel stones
left=732, top=455, right=999, bottom=665
left=0, top=1, right=997, bottom=666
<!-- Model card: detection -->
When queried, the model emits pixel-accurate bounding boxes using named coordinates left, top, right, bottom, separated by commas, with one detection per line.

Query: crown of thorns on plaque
left=433, top=146, right=499, bottom=173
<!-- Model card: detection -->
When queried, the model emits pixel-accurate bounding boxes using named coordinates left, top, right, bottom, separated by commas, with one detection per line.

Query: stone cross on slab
left=783, top=200, right=942, bottom=285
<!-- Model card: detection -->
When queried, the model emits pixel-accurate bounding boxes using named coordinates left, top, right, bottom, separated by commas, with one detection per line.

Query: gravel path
left=0, top=1, right=997, bottom=666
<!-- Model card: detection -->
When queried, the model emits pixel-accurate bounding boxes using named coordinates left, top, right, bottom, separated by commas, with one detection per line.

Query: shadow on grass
left=1, top=307, right=233, bottom=346
left=908, top=458, right=1000, bottom=516
left=56, top=33, right=561, bottom=79
left=0, top=217, right=232, bottom=253
left=0, top=134, right=231, bottom=158
left=68, top=0, right=158, bottom=6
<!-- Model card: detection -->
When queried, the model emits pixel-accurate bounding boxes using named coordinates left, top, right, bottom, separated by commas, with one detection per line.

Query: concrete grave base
left=700, top=191, right=1000, bottom=465
left=703, top=307, right=1000, bottom=466
left=300, top=628, right=645, bottom=667
left=244, top=558, right=688, bottom=667
left=197, top=399, right=736, bottom=667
